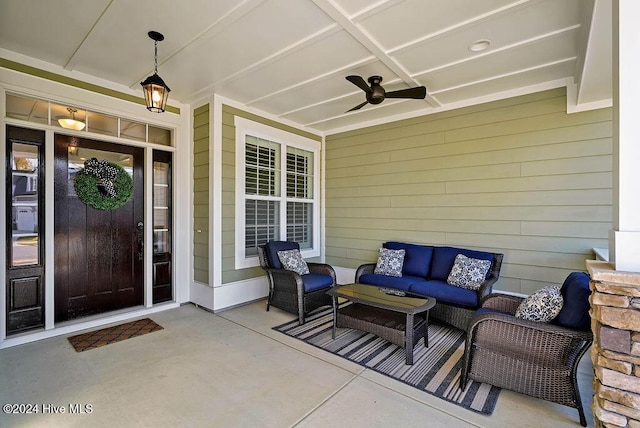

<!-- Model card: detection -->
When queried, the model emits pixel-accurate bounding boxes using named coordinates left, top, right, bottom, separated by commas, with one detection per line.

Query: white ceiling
left=0, top=0, right=612, bottom=134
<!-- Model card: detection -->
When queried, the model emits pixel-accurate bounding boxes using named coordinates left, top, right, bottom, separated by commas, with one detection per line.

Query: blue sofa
left=355, top=241, right=504, bottom=330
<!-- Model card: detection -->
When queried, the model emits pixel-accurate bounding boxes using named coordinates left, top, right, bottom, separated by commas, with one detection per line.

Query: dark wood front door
left=54, top=135, right=144, bottom=322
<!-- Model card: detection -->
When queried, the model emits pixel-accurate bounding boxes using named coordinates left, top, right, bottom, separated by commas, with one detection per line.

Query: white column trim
left=610, top=0, right=640, bottom=272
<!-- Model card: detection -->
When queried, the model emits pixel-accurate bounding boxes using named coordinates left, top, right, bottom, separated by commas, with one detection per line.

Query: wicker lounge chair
left=461, top=273, right=593, bottom=426
left=258, top=241, right=336, bottom=325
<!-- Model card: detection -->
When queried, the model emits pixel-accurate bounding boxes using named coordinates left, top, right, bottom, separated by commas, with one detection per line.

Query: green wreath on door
left=74, top=157, right=133, bottom=211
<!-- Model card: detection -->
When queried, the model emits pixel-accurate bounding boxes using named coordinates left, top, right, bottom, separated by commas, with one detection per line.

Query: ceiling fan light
left=345, top=75, right=427, bottom=113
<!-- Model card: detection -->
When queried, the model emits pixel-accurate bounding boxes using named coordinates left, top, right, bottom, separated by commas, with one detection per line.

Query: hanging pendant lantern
left=141, top=31, right=171, bottom=113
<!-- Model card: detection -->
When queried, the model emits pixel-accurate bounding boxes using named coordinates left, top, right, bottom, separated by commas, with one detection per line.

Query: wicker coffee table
left=327, top=283, right=436, bottom=365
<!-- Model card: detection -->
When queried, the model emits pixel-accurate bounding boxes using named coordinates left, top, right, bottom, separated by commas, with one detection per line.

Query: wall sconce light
left=141, top=31, right=171, bottom=113
left=58, top=108, right=86, bottom=130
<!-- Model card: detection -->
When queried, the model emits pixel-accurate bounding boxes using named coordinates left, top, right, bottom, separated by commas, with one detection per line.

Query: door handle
left=136, top=221, right=144, bottom=261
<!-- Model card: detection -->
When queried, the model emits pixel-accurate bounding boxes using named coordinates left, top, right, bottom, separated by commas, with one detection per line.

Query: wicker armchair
left=258, top=242, right=336, bottom=325
left=461, top=292, right=593, bottom=426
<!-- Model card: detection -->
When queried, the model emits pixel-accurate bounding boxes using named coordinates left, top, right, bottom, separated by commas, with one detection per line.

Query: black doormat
left=68, top=318, right=163, bottom=352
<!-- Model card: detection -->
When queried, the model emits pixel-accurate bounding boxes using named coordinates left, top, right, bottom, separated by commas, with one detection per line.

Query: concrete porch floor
left=0, top=301, right=594, bottom=427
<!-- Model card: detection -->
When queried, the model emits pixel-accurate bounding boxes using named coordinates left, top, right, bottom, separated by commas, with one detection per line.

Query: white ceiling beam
left=573, top=0, right=596, bottom=91
left=348, top=0, right=406, bottom=22
left=244, top=56, right=377, bottom=108
left=574, top=0, right=611, bottom=106
left=310, top=0, right=441, bottom=107
left=189, top=24, right=341, bottom=103
left=63, top=0, right=114, bottom=71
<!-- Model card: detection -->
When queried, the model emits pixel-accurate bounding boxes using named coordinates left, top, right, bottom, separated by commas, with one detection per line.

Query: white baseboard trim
left=213, top=276, right=269, bottom=312
left=190, top=281, right=214, bottom=311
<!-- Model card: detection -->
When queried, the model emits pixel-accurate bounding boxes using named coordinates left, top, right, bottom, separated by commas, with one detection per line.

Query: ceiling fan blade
left=346, top=100, right=369, bottom=112
left=346, top=75, right=372, bottom=93
left=385, top=86, right=427, bottom=99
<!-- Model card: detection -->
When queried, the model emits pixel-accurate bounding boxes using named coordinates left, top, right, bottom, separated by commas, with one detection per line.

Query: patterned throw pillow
left=446, top=254, right=491, bottom=290
left=277, top=249, right=310, bottom=275
left=515, top=285, right=564, bottom=323
left=374, top=248, right=405, bottom=277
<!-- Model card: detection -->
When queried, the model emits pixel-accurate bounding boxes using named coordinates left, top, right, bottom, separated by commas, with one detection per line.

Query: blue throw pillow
left=384, top=242, right=433, bottom=278
left=554, top=272, right=591, bottom=331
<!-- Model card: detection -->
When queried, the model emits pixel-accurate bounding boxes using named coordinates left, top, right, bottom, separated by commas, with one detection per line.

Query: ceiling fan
left=345, top=75, right=426, bottom=112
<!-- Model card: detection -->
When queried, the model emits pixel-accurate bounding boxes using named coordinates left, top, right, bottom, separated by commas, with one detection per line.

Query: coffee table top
left=327, top=283, right=435, bottom=314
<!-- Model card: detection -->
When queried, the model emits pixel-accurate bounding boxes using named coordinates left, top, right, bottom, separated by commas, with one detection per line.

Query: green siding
left=325, top=88, right=613, bottom=295
left=221, top=104, right=321, bottom=284
left=193, top=103, right=210, bottom=284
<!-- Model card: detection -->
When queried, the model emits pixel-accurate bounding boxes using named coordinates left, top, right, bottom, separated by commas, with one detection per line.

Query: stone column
left=587, top=260, right=640, bottom=427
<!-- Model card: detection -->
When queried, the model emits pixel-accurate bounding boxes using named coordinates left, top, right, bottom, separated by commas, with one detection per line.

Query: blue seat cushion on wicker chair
left=409, top=280, right=478, bottom=308
left=358, top=274, right=426, bottom=291
left=553, top=272, right=591, bottom=331
left=474, top=307, right=513, bottom=316
left=301, top=273, right=334, bottom=292
left=430, top=246, right=494, bottom=281
left=384, top=241, right=433, bottom=278
left=265, top=241, right=300, bottom=269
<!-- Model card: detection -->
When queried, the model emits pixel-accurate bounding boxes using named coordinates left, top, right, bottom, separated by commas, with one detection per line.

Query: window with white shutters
left=235, top=117, right=320, bottom=268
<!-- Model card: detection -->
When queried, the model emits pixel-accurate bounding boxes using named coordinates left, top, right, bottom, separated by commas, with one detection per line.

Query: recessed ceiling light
left=468, top=39, right=491, bottom=52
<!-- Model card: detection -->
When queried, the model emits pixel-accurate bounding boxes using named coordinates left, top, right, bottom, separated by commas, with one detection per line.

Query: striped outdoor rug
left=274, top=307, right=500, bottom=415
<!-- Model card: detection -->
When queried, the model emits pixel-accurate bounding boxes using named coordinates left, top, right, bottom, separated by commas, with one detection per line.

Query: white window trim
left=234, top=117, right=320, bottom=269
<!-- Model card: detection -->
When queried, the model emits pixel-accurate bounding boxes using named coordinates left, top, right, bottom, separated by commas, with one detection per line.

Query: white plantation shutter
left=245, top=136, right=280, bottom=196
left=286, top=147, right=313, bottom=249
left=245, top=200, right=279, bottom=256
left=244, top=137, right=280, bottom=256
left=287, top=201, right=312, bottom=249
left=286, top=147, right=312, bottom=198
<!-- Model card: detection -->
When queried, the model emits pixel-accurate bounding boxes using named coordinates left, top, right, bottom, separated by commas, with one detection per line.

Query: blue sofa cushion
left=409, top=280, right=479, bottom=308
left=301, top=273, right=333, bottom=292
left=384, top=241, right=433, bottom=278
left=265, top=241, right=299, bottom=269
left=553, top=272, right=591, bottom=331
left=358, top=274, right=426, bottom=292
left=430, top=246, right=494, bottom=282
